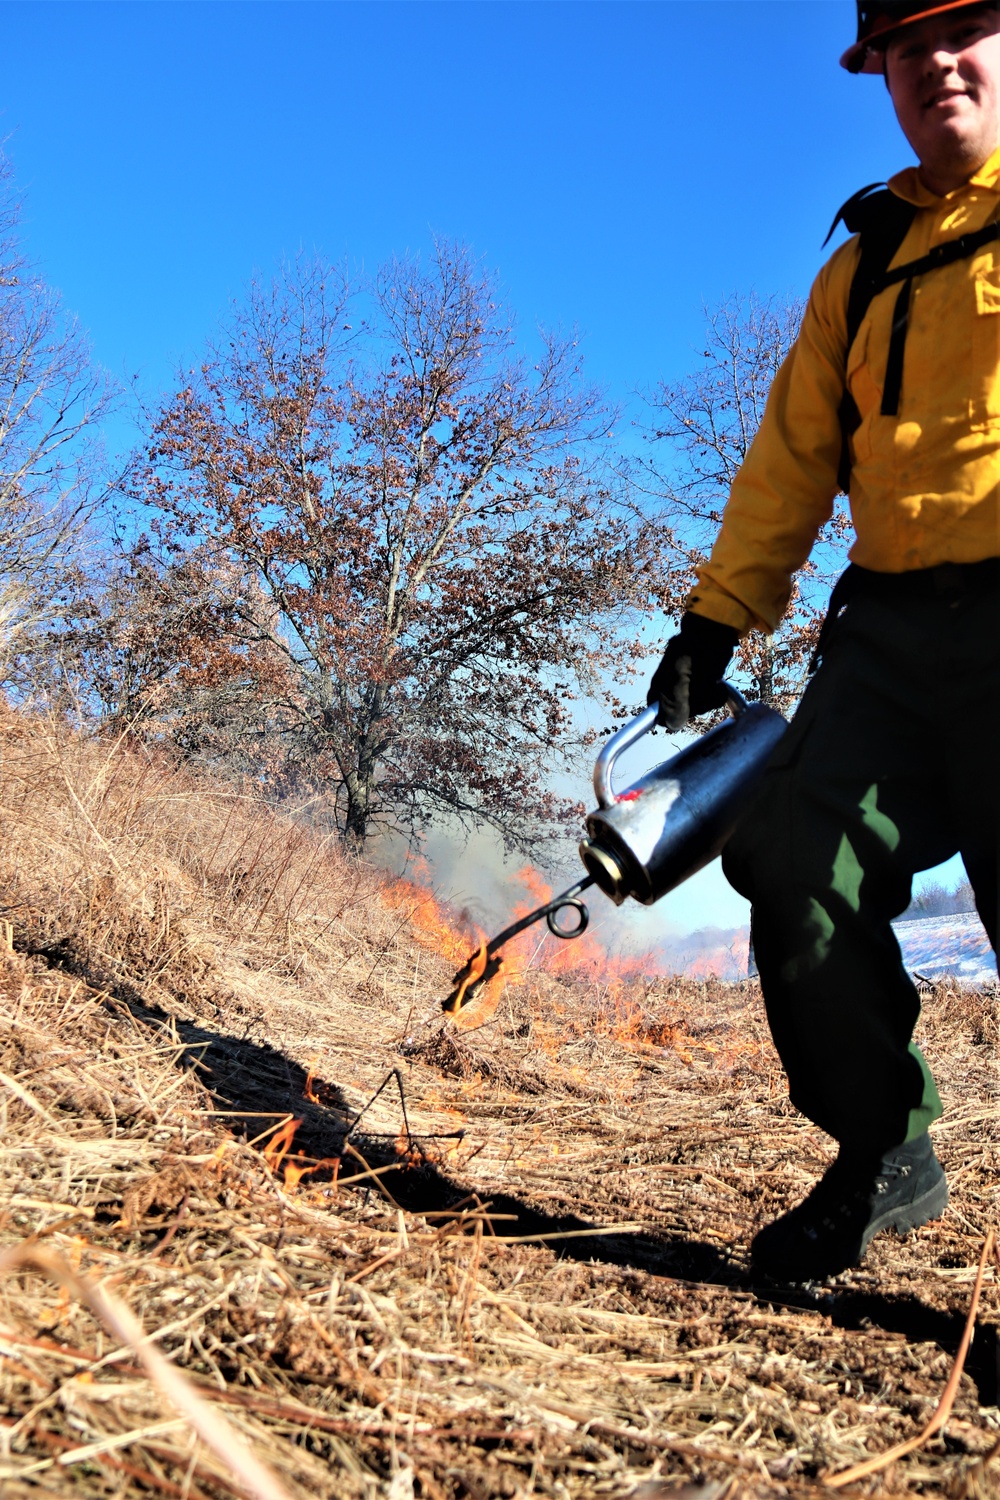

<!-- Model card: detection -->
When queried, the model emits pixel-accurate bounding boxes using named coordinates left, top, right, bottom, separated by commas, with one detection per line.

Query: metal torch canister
left=578, top=685, right=787, bottom=906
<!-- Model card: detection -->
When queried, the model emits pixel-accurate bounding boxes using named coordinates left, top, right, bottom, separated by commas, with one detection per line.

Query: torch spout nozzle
left=442, top=875, right=596, bottom=1022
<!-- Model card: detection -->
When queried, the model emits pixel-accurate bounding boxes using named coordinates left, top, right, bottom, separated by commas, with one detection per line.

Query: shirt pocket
left=845, top=316, right=882, bottom=463
left=971, top=262, right=1000, bottom=426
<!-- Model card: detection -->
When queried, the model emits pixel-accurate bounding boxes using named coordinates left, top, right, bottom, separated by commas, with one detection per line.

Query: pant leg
left=947, top=585, right=1000, bottom=954
left=723, top=593, right=960, bottom=1155
left=963, top=840, right=998, bottom=953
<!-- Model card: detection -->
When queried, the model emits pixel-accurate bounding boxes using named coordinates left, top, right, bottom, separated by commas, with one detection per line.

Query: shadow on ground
left=93, top=997, right=994, bottom=1409
left=21, top=907, right=993, bottom=1416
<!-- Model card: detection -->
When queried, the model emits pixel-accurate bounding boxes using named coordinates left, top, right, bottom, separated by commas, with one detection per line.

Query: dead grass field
left=0, top=709, right=995, bottom=1500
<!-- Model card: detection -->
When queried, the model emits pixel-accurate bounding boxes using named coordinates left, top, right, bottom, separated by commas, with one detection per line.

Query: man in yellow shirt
left=648, top=0, right=1000, bottom=1281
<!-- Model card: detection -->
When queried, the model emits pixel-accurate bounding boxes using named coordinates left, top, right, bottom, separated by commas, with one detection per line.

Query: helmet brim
left=840, top=37, right=889, bottom=71
left=840, top=0, right=996, bottom=73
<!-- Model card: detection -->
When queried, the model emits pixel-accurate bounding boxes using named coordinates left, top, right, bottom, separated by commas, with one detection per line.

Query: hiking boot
left=750, top=1132, right=948, bottom=1282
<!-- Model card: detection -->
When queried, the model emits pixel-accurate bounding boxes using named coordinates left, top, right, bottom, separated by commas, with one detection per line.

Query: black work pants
left=723, top=569, right=999, bottom=1155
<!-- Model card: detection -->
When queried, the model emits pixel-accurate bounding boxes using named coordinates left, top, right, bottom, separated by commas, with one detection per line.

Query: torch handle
left=593, top=704, right=659, bottom=810
left=594, top=683, right=748, bottom=810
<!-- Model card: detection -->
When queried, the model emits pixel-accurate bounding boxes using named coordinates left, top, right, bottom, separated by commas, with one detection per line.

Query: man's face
left=884, top=8, right=1000, bottom=188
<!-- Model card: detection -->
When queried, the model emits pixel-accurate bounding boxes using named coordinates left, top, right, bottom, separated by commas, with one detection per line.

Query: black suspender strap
left=882, top=277, right=913, bottom=417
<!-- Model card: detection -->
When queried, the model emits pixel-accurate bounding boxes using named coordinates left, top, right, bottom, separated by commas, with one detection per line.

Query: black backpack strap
left=831, top=185, right=918, bottom=493
left=832, top=185, right=1000, bottom=484
left=822, top=181, right=887, bottom=248
left=874, top=218, right=1000, bottom=416
left=877, top=217, right=1000, bottom=286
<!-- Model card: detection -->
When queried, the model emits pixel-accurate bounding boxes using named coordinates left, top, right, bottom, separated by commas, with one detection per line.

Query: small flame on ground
left=304, top=1058, right=322, bottom=1105
left=255, top=1065, right=346, bottom=1190
left=283, top=1153, right=342, bottom=1191
left=282, top=1155, right=312, bottom=1191
left=263, top=1116, right=302, bottom=1174
left=262, top=1103, right=343, bottom=1190
left=393, top=1132, right=426, bottom=1168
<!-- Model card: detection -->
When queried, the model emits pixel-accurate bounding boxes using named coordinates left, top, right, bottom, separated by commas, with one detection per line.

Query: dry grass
left=0, top=708, right=995, bottom=1499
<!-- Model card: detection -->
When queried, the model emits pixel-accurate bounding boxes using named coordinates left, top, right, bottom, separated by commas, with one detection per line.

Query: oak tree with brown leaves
left=75, top=536, right=290, bottom=773
left=138, top=246, right=673, bottom=849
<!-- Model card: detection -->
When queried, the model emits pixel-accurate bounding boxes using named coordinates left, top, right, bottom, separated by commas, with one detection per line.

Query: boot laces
left=798, top=1154, right=909, bottom=1236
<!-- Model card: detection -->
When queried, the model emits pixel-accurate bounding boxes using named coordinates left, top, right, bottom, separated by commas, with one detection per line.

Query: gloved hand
left=647, top=612, right=739, bottom=730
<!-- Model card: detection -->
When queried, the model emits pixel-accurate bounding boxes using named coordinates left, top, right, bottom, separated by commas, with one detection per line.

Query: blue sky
left=1, top=0, right=962, bottom=931
left=3, top=1, right=907, bottom=410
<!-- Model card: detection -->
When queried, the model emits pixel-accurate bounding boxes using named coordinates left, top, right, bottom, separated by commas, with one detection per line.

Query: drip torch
left=443, top=685, right=786, bottom=1026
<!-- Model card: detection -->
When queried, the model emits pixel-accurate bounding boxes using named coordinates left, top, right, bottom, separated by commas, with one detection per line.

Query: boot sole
left=858, top=1171, right=950, bottom=1255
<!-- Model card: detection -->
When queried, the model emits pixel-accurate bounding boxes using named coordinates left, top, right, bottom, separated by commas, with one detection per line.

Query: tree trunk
left=341, top=738, right=378, bottom=849
left=757, top=638, right=775, bottom=708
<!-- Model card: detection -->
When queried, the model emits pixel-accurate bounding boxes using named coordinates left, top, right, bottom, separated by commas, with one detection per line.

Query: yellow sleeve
left=687, top=238, right=861, bottom=636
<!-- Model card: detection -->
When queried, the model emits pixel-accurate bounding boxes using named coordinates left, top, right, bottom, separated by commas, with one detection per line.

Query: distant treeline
left=900, top=879, right=977, bottom=921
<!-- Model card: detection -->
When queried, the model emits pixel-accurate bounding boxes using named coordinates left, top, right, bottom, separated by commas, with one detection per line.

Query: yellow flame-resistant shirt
left=689, top=146, right=1000, bottom=636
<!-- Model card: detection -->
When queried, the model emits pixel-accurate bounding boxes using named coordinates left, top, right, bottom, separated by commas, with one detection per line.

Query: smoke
left=376, top=823, right=753, bottom=981
left=653, top=925, right=751, bottom=981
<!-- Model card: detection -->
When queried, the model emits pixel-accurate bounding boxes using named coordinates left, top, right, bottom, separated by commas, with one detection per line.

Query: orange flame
left=382, top=866, right=484, bottom=967
left=304, top=1058, right=322, bottom=1105
left=444, top=942, right=488, bottom=1014
left=263, top=1117, right=301, bottom=1174
left=282, top=1153, right=342, bottom=1190
left=441, top=942, right=510, bottom=1032
left=282, top=1156, right=312, bottom=1191
left=451, top=965, right=507, bottom=1030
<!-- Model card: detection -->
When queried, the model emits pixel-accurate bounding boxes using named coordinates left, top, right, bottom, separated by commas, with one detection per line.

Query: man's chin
left=917, top=124, right=1000, bottom=190
left=922, top=94, right=977, bottom=131
left=935, top=100, right=992, bottom=134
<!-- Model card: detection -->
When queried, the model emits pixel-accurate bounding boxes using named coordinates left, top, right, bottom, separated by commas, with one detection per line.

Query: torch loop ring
left=478, top=874, right=596, bottom=958
left=545, top=895, right=590, bottom=940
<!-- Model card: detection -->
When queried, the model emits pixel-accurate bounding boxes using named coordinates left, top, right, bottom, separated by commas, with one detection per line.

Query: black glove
left=647, top=612, right=739, bottom=730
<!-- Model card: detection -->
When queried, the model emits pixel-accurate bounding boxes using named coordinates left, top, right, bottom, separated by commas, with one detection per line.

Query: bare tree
left=0, top=156, right=117, bottom=687
left=636, top=293, right=852, bottom=714
left=137, top=245, right=674, bottom=849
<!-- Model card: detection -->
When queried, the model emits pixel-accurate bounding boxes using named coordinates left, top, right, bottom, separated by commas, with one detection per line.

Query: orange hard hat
left=841, top=0, right=998, bottom=73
